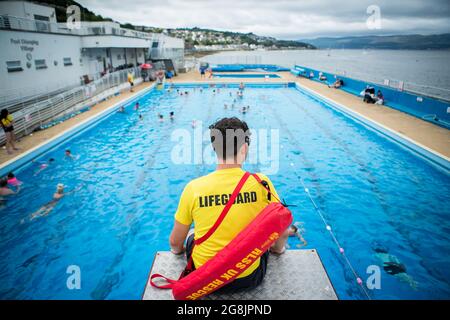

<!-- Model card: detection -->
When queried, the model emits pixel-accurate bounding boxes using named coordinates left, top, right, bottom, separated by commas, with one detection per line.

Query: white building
left=0, top=1, right=184, bottom=105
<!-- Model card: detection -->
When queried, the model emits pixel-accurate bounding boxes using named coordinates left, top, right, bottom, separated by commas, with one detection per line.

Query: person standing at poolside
left=169, top=117, right=290, bottom=294
left=128, top=72, right=134, bottom=92
left=1, top=109, right=19, bottom=154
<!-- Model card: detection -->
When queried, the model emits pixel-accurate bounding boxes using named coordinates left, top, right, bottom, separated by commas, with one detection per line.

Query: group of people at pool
left=0, top=148, right=78, bottom=220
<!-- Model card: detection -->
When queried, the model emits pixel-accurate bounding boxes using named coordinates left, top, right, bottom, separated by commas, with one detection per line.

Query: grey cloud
left=76, top=0, right=450, bottom=39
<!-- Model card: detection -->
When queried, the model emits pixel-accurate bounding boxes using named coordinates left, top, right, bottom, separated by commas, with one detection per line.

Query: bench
left=142, top=249, right=338, bottom=300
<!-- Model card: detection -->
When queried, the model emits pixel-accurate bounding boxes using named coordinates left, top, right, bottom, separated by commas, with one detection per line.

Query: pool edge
left=295, top=82, right=450, bottom=173
left=0, top=84, right=156, bottom=176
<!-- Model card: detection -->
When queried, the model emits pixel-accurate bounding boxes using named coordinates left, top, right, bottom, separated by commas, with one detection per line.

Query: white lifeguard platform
left=142, top=249, right=338, bottom=300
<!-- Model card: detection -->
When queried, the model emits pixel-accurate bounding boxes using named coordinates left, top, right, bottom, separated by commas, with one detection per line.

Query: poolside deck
left=1, top=70, right=449, bottom=168
left=142, top=249, right=338, bottom=300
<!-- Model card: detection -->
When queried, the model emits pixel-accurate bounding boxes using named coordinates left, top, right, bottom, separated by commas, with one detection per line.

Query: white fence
left=0, top=67, right=141, bottom=146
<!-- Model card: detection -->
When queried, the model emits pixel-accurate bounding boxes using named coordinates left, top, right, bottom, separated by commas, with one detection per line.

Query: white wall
left=0, top=1, right=57, bottom=22
left=0, top=30, right=83, bottom=97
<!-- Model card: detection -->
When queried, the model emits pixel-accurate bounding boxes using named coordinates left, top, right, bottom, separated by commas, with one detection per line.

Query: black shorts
left=185, top=233, right=269, bottom=294
left=3, top=126, right=14, bottom=133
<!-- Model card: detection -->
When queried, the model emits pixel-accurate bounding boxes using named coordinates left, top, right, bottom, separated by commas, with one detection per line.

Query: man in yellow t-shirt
left=169, top=117, right=289, bottom=293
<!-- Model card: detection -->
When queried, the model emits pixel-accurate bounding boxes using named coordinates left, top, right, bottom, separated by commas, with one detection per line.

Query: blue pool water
left=213, top=73, right=280, bottom=78
left=0, top=84, right=449, bottom=299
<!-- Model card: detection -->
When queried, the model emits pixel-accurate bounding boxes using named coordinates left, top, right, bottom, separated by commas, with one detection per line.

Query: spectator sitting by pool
left=0, top=178, right=20, bottom=196
left=362, top=86, right=376, bottom=104
left=375, top=90, right=384, bottom=105
left=328, top=79, right=344, bottom=89
left=319, top=72, right=327, bottom=81
left=169, top=117, right=290, bottom=294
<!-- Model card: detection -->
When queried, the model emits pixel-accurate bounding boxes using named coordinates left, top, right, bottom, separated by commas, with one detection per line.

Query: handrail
left=0, top=67, right=141, bottom=146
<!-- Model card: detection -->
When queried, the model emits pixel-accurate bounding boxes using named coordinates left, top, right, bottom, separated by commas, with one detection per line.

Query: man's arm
left=169, top=220, right=190, bottom=254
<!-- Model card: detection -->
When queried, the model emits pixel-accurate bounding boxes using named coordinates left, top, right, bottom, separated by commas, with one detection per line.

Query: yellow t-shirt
left=1, top=115, right=13, bottom=127
left=175, top=167, right=280, bottom=278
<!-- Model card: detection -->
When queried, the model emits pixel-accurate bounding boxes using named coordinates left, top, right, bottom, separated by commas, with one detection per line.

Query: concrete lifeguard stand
left=142, top=249, right=338, bottom=300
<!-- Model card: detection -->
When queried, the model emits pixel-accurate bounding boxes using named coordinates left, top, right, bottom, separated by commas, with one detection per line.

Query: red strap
left=150, top=273, right=177, bottom=289
left=251, top=173, right=282, bottom=203
left=195, top=172, right=251, bottom=245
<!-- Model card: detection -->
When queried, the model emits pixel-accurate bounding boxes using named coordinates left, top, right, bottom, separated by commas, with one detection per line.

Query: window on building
left=34, top=15, right=50, bottom=32
left=152, top=41, right=159, bottom=48
left=117, top=54, right=121, bottom=60
left=63, top=57, right=73, bottom=66
left=6, top=60, right=23, bottom=72
left=35, top=59, right=47, bottom=70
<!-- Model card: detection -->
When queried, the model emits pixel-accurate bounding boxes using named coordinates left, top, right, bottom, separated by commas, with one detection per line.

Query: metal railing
left=0, top=14, right=153, bottom=39
left=333, top=68, right=450, bottom=102
left=0, top=67, right=141, bottom=146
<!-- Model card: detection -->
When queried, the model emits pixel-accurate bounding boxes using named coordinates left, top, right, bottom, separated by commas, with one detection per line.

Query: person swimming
left=372, top=242, right=418, bottom=289
left=30, top=183, right=81, bottom=220
left=139, top=114, right=143, bottom=120
left=7, top=172, right=22, bottom=187
left=288, top=222, right=308, bottom=248
left=65, top=149, right=74, bottom=159
left=34, top=158, right=55, bottom=176
left=134, top=102, right=140, bottom=111
left=158, top=114, right=164, bottom=122
left=0, top=178, right=20, bottom=196
left=117, top=106, right=125, bottom=113
left=169, top=111, right=174, bottom=121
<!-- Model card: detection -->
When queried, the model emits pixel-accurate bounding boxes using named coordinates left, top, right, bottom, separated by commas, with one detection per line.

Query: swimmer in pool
left=134, top=102, right=140, bottom=111
left=65, top=149, right=74, bottom=159
left=288, top=223, right=308, bottom=248
left=117, top=106, right=125, bottom=113
left=34, top=158, right=55, bottom=176
left=169, top=111, right=174, bottom=121
left=7, top=172, right=22, bottom=187
left=158, top=114, right=164, bottom=122
left=30, top=183, right=81, bottom=220
left=139, top=114, right=143, bottom=120
left=0, top=178, right=20, bottom=196
left=372, top=242, right=418, bottom=290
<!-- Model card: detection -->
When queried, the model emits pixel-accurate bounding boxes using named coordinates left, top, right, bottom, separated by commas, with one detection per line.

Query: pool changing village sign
left=10, top=38, right=39, bottom=52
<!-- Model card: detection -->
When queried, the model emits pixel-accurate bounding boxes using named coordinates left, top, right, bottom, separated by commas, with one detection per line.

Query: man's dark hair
left=209, top=117, right=250, bottom=160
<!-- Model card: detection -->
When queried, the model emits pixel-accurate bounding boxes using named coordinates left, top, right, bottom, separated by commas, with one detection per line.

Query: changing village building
left=0, top=1, right=185, bottom=107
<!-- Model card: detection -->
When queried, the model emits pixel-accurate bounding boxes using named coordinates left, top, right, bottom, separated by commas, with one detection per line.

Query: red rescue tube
left=151, top=201, right=292, bottom=300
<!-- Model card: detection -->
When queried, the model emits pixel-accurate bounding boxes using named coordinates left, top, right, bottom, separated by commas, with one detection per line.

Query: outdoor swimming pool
left=213, top=73, right=280, bottom=78
left=0, top=84, right=449, bottom=299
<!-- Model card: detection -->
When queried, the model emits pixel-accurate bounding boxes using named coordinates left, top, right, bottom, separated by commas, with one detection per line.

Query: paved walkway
left=1, top=71, right=449, bottom=167
left=0, top=82, right=153, bottom=166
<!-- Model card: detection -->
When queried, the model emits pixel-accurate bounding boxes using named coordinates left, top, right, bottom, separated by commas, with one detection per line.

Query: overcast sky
left=76, top=0, right=450, bottom=39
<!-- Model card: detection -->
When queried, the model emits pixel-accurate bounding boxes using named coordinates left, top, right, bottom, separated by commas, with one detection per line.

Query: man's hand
left=170, top=246, right=186, bottom=255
